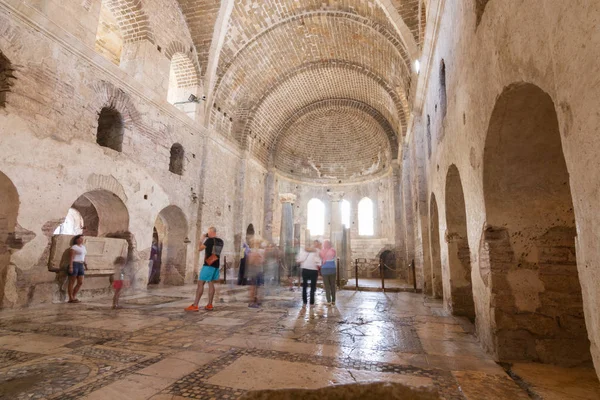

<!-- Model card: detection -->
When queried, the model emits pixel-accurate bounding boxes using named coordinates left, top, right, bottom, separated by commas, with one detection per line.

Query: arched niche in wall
left=169, top=143, right=185, bottom=175
left=96, top=107, right=124, bottom=152
left=94, top=0, right=124, bottom=65
left=153, top=205, right=188, bottom=285
left=429, top=193, right=443, bottom=299
left=0, top=50, right=14, bottom=108
left=439, top=59, right=447, bottom=118
left=0, top=171, right=19, bottom=308
left=445, top=164, right=475, bottom=320
left=482, top=82, right=590, bottom=366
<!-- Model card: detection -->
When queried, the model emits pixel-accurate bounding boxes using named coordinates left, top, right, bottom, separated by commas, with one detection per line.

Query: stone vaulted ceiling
left=178, top=0, right=424, bottom=182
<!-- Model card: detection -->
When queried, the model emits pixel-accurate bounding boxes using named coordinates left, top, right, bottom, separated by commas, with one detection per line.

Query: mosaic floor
left=0, top=285, right=598, bottom=399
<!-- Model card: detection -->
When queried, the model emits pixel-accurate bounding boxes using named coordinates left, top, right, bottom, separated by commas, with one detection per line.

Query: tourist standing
left=185, top=227, right=224, bottom=311
left=67, top=235, right=87, bottom=303
left=296, top=240, right=321, bottom=306
left=320, top=239, right=337, bottom=305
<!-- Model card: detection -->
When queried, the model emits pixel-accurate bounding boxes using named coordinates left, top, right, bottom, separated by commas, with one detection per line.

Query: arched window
left=358, top=197, right=374, bottom=236
left=53, top=208, right=84, bottom=235
left=426, top=114, right=432, bottom=159
left=341, top=199, right=351, bottom=229
left=97, top=107, right=124, bottom=152
left=166, top=51, right=200, bottom=120
left=440, top=59, right=447, bottom=117
left=169, top=143, right=184, bottom=175
left=307, top=198, right=325, bottom=236
left=94, top=1, right=123, bottom=65
left=0, top=50, right=13, bottom=108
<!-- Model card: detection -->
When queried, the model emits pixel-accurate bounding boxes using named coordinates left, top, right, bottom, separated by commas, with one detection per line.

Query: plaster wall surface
left=405, top=0, right=600, bottom=375
left=0, top=3, right=206, bottom=305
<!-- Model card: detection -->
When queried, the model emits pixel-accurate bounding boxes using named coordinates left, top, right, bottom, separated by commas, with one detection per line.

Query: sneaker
left=205, top=304, right=214, bottom=311
left=185, top=304, right=199, bottom=312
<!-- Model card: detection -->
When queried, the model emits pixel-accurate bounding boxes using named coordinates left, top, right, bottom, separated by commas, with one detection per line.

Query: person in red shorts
left=111, top=256, right=130, bottom=309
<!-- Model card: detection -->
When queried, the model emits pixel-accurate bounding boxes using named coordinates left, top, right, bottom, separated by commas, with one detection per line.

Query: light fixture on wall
left=414, top=60, right=421, bottom=74
left=187, top=94, right=207, bottom=103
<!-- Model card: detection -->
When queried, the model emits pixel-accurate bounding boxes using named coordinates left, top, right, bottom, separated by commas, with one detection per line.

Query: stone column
left=279, top=193, right=296, bottom=275
left=328, top=191, right=345, bottom=280
left=340, top=227, right=352, bottom=283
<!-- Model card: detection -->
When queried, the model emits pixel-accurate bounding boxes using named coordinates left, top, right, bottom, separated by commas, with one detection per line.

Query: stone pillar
left=392, top=159, right=407, bottom=279
left=327, top=191, right=344, bottom=250
left=263, top=169, right=276, bottom=242
left=341, top=227, right=352, bottom=282
left=279, top=193, right=296, bottom=275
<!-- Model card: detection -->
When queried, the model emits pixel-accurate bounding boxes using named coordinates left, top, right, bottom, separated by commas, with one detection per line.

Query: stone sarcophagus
left=48, top=235, right=128, bottom=275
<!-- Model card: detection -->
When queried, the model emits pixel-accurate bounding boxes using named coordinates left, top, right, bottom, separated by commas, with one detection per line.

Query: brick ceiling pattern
left=177, top=0, right=221, bottom=76
left=274, top=104, right=392, bottom=181
left=173, top=0, right=424, bottom=181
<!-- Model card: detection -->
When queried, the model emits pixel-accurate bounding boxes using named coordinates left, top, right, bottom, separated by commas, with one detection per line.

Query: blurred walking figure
left=111, top=256, right=131, bottom=309
left=247, top=239, right=264, bottom=308
left=296, top=240, right=321, bottom=306
left=237, top=241, right=250, bottom=285
left=320, top=239, right=337, bottom=305
left=264, top=242, right=280, bottom=288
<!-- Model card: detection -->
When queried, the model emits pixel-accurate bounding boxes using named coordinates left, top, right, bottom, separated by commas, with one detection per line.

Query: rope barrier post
left=355, top=259, right=359, bottom=291
left=336, top=257, right=340, bottom=288
left=380, top=261, right=385, bottom=292
left=223, top=256, right=227, bottom=283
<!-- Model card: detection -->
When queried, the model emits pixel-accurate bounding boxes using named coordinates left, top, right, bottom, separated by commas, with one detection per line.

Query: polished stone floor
left=0, top=285, right=598, bottom=399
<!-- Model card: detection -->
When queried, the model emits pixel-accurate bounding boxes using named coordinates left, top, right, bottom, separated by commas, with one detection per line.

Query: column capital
left=279, top=193, right=297, bottom=203
left=327, top=191, right=345, bottom=202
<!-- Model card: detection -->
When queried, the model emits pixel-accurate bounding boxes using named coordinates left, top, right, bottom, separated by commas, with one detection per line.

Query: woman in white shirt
left=68, top=235, right=87, bottom=303
left=296, top=240, right=321, bottom=306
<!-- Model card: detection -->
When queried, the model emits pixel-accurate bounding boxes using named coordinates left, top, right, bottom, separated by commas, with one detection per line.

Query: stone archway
left=429, top=193, right=443, bottom=299
left=0, top=171, right=19, bottom=307
left=482, top=82, right=590, bottom=366
left=154, top=206, right=188, bottom=286
left=70, top=189, right=129, bottom=236
left=445, top=165, right=475, bottom=321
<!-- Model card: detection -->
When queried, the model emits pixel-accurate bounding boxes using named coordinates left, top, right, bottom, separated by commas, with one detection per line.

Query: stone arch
left=101, top=0, right=155, bottom=45
left=246, top=223, right=255, bottom=243
left=165, top=42, right=201, bottom=107
left=154, top=205, right=188, bottom=285
left=445, top=164, right=475, bottom=320
left=94, top=1, right=124, bottom=65
left=68, top=189, right=129, bottom=237
left=377, top=247, right=398, bottom=279
left=482, top=82, right=590, bottom=366
left=93, top=80, right=142, bottom=131
left=475, top=0, right=491, bottom=28
left=426, top=115, right=431, bottom=159
left=0, top=171, right=19, bottom=307
left=169, top=143, right=184, bottom=175
left=429, top=193, right=443, bottom=299
left=96, top=107, right=124, bottom=152
left=439, top=59, right=447, bottom=118
left=0, top=50, right=15, bottom=108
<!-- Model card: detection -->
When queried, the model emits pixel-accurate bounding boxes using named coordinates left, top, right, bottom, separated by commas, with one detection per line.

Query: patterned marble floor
left=0, top=285, right=598, bottom=399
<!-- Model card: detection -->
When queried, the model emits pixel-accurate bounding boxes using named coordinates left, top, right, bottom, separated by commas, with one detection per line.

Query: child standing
left=111, top=256, right=130, bottom=309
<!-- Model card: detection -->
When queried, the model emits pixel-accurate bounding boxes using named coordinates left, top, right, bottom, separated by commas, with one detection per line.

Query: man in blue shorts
left=185, top=227, right=224, bottom=311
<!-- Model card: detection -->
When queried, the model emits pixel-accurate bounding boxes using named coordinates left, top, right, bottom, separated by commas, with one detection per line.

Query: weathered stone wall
left=406, top=0, right=600, bottom=376
left=0, top=2, right=204, bottom=306
left=270, top=172, right=401, bottom=279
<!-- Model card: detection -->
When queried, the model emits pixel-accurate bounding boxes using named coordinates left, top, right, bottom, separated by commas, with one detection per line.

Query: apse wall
left=269, top=171, right=399, bottom=279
